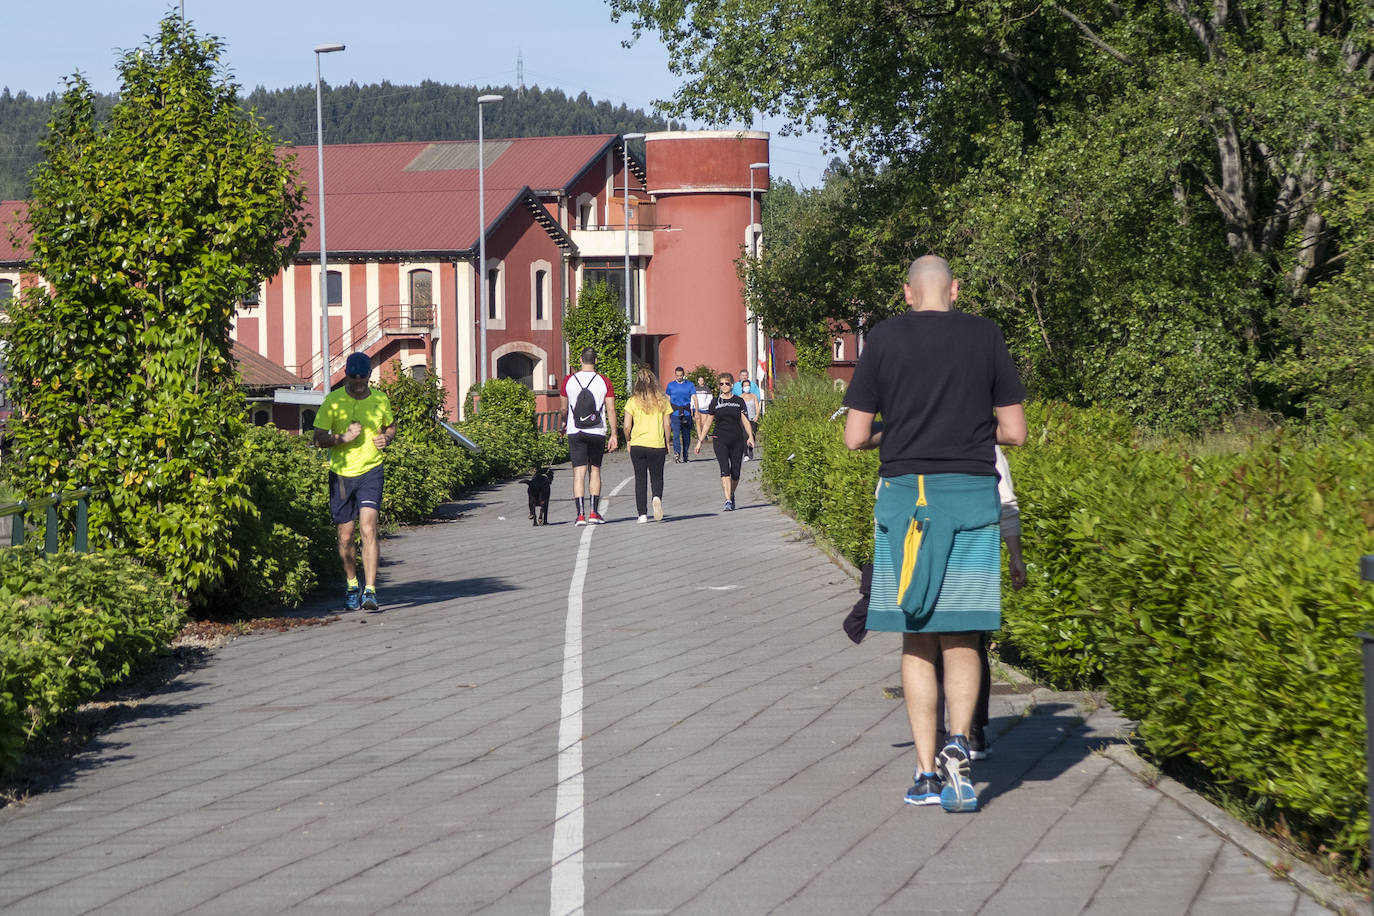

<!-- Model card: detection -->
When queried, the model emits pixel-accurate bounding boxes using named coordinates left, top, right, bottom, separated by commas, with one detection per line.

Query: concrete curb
left=1101, top=742, right=1370, bottom=915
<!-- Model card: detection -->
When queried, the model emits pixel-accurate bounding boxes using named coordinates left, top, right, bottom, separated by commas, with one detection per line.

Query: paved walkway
left=0, top=452, right=1357, bottom=914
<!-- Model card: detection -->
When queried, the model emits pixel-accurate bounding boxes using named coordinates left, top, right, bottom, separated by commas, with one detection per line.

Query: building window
left=242, top=285, right=259, bottom=307
left=576, top=193, right=596, bottom=229
left=484, top=259, right=505, bottom=326
left=833, top=338, right=844, bottom=361
left=496, top=352, right=536, bottom=389
left=530, top=260, right=553, bottom=328
left=302, top=408, right=317, bottom=430
left=253, top=409, right=270, bottom=426
left=582, top=264, right=640, bottom=324
left=409, top=269, right=433, bottom=324
left=326, top=269, right=343, bottom=306
left=535, top=270, right=547, bottom=321
left=410, top=364, right=428, bottom=381
left=0, top=279, right=12, bottom=310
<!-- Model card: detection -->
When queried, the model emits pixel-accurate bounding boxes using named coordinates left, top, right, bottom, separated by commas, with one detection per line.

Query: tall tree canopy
left=619, top=0, right=1374, bottom=427
left=5, top=15, right=307, bottom=594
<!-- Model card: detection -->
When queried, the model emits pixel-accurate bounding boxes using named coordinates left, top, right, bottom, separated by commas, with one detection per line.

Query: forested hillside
left=0, top=81, right=677, bottom=199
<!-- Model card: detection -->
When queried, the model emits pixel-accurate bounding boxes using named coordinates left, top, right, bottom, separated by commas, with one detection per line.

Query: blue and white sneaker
left=344, top=584, right=361, bottom=611
left=904, top=770, right=942, bottom=806
left=938, top=734, right=978, bottom=812
left=361, top=587, right=379, bottom=611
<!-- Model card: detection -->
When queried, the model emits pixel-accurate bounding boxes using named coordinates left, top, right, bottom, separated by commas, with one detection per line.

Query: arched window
left=575, top=193, right=596, bottom=229
left=302, top=408, right=317, bottom=431
left=409, top=269, right=433, bottom=325
left=484, top=259, right=505, bottom=327
left=833, top=338, right=845, bottom=361
left=531, top=260, right=553, bottom=329
left=496, top=352, right=536, bottom=389
left=253, top=410, right=270, bottom=426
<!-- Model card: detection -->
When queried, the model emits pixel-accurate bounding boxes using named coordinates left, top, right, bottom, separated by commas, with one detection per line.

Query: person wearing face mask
left=738, top=378, right=761, bottom=461
left=313, top=352, right=399, bottom=612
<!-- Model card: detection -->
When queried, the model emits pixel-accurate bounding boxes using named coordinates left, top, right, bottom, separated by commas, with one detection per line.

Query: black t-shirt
left=708, top=395, right=749, bottom=442
left=843, top=309, right=1025, bottom=477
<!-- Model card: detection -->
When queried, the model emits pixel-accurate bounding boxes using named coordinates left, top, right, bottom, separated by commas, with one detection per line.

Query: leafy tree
left=3, top=16, right=307, bottom=597
left=563, top=281, right=632, bottom=394
left=627, top=0, right=1374, bottom=427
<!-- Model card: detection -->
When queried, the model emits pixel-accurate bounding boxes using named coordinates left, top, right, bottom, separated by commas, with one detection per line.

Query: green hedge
left=760, top=383, right=1374, bottom=866
left=1007, top=406, right=1374, bottom=865
left=0, top=547, right=183, bottom=771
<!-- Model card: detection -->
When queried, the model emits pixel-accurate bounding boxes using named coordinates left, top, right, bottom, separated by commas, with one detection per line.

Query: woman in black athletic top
left=694, top=373, right=754, bottom=511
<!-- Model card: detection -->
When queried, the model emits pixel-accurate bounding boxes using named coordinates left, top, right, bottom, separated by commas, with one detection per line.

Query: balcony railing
left=293, top=303, right=436, bottom=387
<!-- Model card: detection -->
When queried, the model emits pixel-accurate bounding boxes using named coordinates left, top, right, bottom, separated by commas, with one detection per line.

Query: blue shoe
left=344, top=585, right=361, bottom=611
left=904, top=771, right=942, bottom=806
left=361, top=587, right=380, bottom=611
left=938, top=735, right=978, bottom=812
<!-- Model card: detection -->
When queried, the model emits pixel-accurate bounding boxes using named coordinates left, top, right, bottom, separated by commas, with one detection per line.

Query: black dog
left=525, top=467, right=554, bottom=526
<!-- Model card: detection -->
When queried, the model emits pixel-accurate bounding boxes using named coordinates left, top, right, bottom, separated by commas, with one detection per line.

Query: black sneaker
left=968, top=725, right=988, bottom=760
left=904, top=770, right=942, bottom=806
left=938, top=735, right=977, bottom=813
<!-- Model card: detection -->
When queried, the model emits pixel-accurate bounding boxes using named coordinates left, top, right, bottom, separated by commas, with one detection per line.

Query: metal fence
left=0, top=487, right=96, bottom=553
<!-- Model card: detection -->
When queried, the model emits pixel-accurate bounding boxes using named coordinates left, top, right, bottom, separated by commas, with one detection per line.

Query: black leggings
left=629, top=446, right=666, bottom=516
left=713, top=436, right=745, bottom=480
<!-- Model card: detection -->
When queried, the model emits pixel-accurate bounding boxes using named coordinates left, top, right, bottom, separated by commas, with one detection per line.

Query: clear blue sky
left=5, top=0, right=832, bottom=187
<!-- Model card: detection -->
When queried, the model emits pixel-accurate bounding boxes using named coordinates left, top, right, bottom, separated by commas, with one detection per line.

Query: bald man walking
left=843, top=255, right=1027, bottom=812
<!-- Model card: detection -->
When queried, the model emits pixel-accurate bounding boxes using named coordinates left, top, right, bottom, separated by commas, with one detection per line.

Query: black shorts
left=714, top=437, right=746, bottom=479
left=568, top=432, right=607, bottom=468
left=329, top=465, right=384, bottom=524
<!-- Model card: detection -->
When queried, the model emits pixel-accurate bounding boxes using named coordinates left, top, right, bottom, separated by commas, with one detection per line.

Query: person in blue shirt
left=664, top=365, right=697, bottom=463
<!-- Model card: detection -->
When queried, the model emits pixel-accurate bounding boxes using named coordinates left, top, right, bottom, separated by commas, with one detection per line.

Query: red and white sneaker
left=574, top=514, right=587, bottom=527
left=588, top=511, right=606, bottom=525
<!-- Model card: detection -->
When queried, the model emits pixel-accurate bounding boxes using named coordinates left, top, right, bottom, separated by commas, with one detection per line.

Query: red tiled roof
left=232, top=340, right=307, bottom=389
left=0, top=201, right=29, bottom=263
left=3, top=134, right=619, bottom=263
left=288, top=134, right=618, bottom=254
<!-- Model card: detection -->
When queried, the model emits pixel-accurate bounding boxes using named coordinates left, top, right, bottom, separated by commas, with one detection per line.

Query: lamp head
left=314, top=43, right=346, bottom=54
left=478, top=94, right=503, bottom=105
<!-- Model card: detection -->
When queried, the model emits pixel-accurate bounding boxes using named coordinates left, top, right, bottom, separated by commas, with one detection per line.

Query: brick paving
left=0, top=450, right=1357, bottom=914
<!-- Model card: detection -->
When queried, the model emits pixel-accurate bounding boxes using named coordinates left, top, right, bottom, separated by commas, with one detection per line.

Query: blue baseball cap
left=345, top=352, right=371, bottom=377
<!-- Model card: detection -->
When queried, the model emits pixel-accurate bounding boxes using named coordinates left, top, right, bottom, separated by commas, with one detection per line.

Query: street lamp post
left=622, top=132, right=645, bottom=391
left=748, top=161, right=768, bottom=394
left=313, top=42, right=345, bottom=391
left=477, top=94, right=503, bottom=387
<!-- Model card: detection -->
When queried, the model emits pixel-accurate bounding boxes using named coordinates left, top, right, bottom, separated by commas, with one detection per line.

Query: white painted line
left=550, top=475, right=631, bottom=916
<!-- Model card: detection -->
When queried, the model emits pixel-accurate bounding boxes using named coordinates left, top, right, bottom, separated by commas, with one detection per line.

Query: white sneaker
left=652, top=496, right=663, bottom=521
left=636, top=514, right=648, bottom=524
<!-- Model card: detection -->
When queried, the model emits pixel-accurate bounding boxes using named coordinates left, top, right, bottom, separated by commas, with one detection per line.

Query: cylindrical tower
left=643, top=131, right=769, bottom=381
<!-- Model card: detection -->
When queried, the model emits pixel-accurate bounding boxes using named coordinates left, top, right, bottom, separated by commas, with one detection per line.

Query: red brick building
left=1, top=130, right=774, bottom=427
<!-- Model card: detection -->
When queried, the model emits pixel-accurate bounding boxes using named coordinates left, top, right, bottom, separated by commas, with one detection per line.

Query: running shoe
left=652, top=496, right=663, bottom=521
left=344, top=584, right=361, bottom=611
left=938, top=734, right=978, bottom=813
left=723, top=499, right=734, bottom=512
left=588, top=511, right=606, bottom=525
left=904, top=771, right=943, bottom=806
left=361, top=587, right=379, bottom=611
left=969, top=725, right=988, bottom=761
left=636, top=514, right=648, bottom=524
left=575, top=514, right=587, bottom=527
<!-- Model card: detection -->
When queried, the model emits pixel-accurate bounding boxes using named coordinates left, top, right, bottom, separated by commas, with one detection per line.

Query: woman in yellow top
left=622, top=365, right=674, bottom=523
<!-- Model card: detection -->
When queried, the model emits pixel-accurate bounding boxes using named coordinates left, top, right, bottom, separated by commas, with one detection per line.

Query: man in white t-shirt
left=561, top=347, right=619, bottom=525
